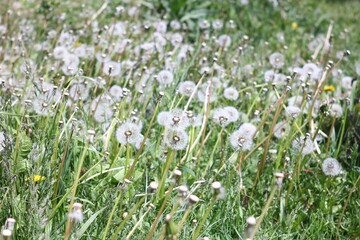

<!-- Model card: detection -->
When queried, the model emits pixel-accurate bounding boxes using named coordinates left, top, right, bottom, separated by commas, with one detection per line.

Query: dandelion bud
left=87, top=129, right=96, bottom=142
left=165, top=214, right=178, bottom=238
left=212, top=181, right=226, bottom=200
left=188, top=195, right=200, bottom=205
left=178, top=185, right=188, bottom=197
left=1, top=229, right=12, bottom=238
left=69, top=202, right=84, bottom=222
left=244, top=216, right=256, bottom=239
left=149, top=181, right=158, bottom=192
left=173, top=169, right=182, bottom=183
left=5, top=218, right=16, bottom=231
left=343, top=50, right=351, bottom=57
left=275, top=172, right=285, bottom=189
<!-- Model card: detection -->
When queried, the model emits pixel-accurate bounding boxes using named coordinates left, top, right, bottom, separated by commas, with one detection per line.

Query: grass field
left=0, top=0, right=359, bottom=239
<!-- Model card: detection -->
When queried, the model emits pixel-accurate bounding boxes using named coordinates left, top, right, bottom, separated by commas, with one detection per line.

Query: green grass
left=0, top=0, right=359, bottom=239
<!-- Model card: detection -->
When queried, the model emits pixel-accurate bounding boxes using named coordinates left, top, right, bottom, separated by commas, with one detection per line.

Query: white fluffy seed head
left=165, top=129, right=188, bottom=150
left=292, top=136, right=314, bottom=156
left=115, top=122, right=142, bottom=146
left=178, top=80, right=196, bottom=96
left=157, top=70, right=174, bottom=85
left=246, top=216, right=256, bottom=226
left=229, top=129, right=254, bottom=151
left=223, top=87, right=239, bottom=101
left=322, top=158, right=342, bottom=176
left=269, top=52, right=285, bottom=69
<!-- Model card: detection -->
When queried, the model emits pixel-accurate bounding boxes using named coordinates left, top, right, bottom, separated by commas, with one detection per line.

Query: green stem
left=64, top=141, right=89, bottom=240
left=192, top=196, right=216, bottom=240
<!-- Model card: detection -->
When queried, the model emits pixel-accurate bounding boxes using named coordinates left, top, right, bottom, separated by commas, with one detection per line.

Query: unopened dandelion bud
left=244, top=216, right=256, bottom=239
left=212, top=181, right=226, bottom=200
left=269, top=149, right=277, bottom=155
left=149, top=181, right=158, bottom=192
left=345, top=97, right=350, bottom=105
left=173, top=169, right=182, bottom=183
left=5, top=218, right=16, bottom=231
left=87, top=129, right=95, bottom=142
left=275, top=172, right=285, bottom=189
left=212, top=181, right=221, bottom=191
left=69, top=202, right=84, bottom=222
left=165, top=214, right=178, bottom=237
left=178, top=185, right=188, bottom=197
left=1, top=229, right=12, bottom=238
left=188, top=195, right=199, bottom=205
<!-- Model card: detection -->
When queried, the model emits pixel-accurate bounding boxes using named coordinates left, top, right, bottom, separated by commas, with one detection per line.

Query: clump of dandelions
left=322, top=158, right=342, bottom=176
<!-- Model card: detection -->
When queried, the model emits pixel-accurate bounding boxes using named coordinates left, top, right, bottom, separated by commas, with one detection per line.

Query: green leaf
left=76, top=207, right=107, bottom=238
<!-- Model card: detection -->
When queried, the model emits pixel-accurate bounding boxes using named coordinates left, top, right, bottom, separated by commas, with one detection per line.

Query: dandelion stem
left=192, top=196, right=216, bottom=240
left=249, top=186, right=277, bottom=239
left=64, top=141, right=89, bottom=240
left=147, top=185, right=175, bottom=240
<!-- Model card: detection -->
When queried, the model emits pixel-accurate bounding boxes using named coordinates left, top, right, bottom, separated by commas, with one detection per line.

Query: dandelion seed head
left=229, top=129, right=254, bottom=151
left=223, top=87, right=239, bottom=101
left=274, top=121, right=289, bottom=139
left=178, top=80, right=196, bottom=97
left=218, top=34, right=231, bottom=47
left=212, top=108, right=231, bottom=126
left=292, top=136, right=314, bottom=156
left=285, top=106, right=302, bottom=119
left=93, top=103, right=113, bottom=123
left=224, top=106, right=239, bottom=123
left=165, top=129, right=188, bottom=150
left=341, top=76, right=352, bottom=90
left=269, top=52, right=285, bottom=69
left=156, top=70, right=174, bottom=85
left=238, top=123, right=257, bottom=139
left=322, top=157, right=342, bottom=176
left=116, top=122, right=142, bottom=146
left=329, top=103, right=343, bottom=118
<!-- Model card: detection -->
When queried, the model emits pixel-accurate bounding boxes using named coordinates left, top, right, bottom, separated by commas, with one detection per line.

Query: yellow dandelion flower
left=324, top=85, right=336, bottom=92
left=33, top=175, right=46, bottom=183
left=291, top=22, right=298, bottom=30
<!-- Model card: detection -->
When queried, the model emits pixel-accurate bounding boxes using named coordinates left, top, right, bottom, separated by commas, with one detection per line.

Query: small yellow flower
left=291, top=22, right=298, bottom=30
left=32, top=175, right=46, bottom=183
left=324, top=85, right=336, bottom=92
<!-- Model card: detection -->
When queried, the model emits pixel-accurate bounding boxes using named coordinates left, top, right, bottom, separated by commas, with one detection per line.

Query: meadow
left=0, top=0, right=359, bottom=239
